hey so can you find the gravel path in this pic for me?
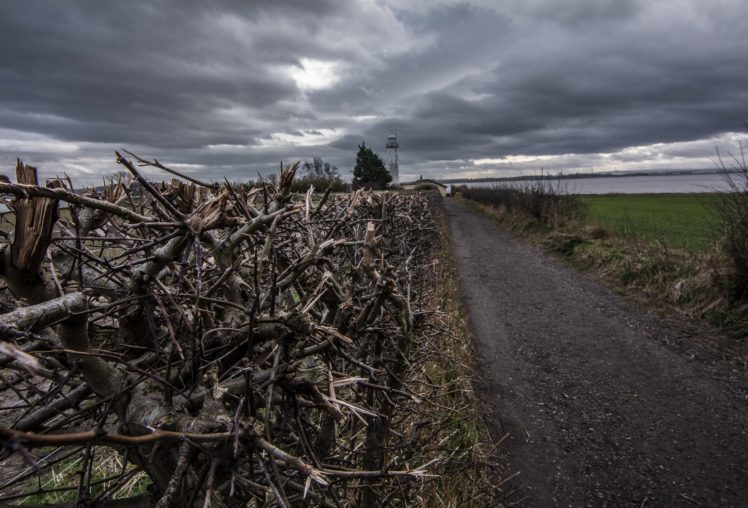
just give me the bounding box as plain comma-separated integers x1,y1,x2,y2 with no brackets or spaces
444,198,748,507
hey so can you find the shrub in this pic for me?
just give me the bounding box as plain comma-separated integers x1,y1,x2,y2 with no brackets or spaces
292,156,349,192
241,157,350,193
462,175,586,225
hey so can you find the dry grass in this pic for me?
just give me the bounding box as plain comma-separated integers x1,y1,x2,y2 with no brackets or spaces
411,259,505,505
13,447,149,505
401,201,512,506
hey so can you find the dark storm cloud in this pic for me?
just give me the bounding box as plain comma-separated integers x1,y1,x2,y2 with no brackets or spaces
0,1,300,149
360,1,748,169
0,0,746,182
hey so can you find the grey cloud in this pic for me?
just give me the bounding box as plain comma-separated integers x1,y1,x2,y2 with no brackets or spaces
515,0,641,28
0,1,303,151
357,1,748,170
0,0,746,182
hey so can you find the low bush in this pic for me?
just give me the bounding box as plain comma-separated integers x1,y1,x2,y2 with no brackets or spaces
462,177,586,225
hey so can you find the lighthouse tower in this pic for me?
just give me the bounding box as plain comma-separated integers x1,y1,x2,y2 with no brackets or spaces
386,131,400,186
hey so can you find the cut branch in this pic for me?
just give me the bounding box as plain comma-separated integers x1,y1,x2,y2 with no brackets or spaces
0,182,154,223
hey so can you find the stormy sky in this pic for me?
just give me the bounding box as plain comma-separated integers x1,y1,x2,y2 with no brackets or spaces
1,0,746,184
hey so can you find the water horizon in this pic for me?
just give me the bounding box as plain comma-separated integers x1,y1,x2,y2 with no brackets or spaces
449,171,741,195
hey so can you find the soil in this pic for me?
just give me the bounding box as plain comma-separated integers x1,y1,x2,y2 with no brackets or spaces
444,198,748,507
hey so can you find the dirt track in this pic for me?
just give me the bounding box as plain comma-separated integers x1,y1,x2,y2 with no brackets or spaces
444,198,748,507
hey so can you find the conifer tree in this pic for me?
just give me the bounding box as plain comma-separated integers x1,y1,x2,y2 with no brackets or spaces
352,142,391,189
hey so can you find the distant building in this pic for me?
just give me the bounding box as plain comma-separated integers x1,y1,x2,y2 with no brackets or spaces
400,176,449,197
386,131,399,186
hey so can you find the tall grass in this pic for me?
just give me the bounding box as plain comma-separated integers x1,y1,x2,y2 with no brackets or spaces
713,145,748,300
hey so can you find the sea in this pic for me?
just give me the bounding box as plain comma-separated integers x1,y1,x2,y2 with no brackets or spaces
450,172,740,195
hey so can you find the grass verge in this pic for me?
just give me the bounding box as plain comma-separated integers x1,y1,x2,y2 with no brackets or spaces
406,198,510,506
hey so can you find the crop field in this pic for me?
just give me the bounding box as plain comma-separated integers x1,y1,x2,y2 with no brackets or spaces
579,194,720,252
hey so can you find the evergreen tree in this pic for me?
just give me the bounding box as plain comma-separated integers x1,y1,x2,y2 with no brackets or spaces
352,142,391,189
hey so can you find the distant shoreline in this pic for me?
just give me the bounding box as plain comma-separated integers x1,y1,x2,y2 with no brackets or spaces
440,168,741,184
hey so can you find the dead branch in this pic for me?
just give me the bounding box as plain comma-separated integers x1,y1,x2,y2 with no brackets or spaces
0,154,486,506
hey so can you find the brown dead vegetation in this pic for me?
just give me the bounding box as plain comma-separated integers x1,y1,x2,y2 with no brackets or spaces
0,155,499,506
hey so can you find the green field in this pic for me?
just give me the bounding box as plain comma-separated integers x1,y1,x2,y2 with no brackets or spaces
579,194,720,252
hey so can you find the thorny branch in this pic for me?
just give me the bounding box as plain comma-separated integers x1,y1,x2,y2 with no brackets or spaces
0,153,488,506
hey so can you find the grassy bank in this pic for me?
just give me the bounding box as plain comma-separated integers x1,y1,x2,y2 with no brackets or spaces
459,186,748,353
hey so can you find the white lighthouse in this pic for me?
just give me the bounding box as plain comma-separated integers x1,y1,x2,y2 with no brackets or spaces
386,131,400,186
